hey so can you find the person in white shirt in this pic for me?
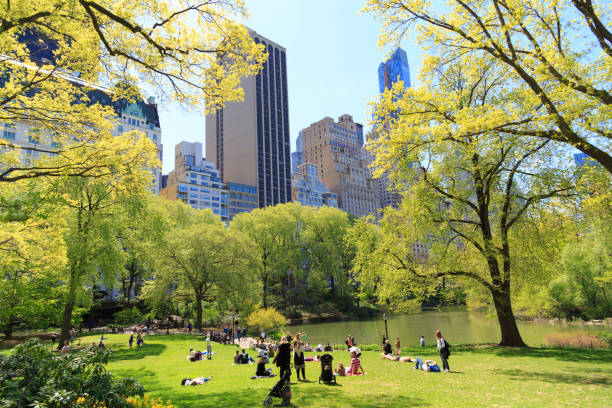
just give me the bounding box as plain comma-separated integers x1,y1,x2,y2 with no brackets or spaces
435,330,450,372
206,335,212,360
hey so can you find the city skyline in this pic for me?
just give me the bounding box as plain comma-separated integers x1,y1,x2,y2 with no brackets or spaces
158,0,422,174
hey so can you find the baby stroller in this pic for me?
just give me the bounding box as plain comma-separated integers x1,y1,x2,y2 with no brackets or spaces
318,353,336,384
263,369,291,407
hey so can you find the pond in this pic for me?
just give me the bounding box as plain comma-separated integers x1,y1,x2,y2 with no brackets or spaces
288,310,611,346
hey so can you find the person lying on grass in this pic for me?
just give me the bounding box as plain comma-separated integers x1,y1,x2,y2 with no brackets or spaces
414,357,441,372
382,354,415,362
181,376,212,385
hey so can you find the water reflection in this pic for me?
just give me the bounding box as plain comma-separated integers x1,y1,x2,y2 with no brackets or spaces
288,310,611,346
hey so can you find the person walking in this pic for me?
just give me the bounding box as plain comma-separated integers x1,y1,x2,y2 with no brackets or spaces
206,334,212,359
435,330,450,372
128,334,134,349
273,336,292,383
70,328,75,343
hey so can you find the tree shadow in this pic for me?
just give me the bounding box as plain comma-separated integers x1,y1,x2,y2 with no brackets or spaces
453,345,612,364
109,343,166,361
492,368,612,386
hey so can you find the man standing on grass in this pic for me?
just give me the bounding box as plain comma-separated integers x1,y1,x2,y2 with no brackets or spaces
206,335,212,360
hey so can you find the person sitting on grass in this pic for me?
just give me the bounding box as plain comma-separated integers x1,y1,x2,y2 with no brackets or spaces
334,362,346,376
256,355,272,377
233,350,241,364
348,351,365,375
382,354,415,362
383,340,393,355
235,348,254,364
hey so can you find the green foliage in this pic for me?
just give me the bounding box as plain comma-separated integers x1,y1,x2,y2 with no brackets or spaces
114,308,144,325
247,307,287,332
0,339,143,408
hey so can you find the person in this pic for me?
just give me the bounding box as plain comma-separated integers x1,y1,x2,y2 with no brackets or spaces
233,350,241,364
61,340,70,354
261,331,266,342
381,334,387,352
316,343,323,352
88,321,93,332
237,328,242,341
286,332,292,344
382,354,415,362
256,355,272,377
70,328,75,343
351,334,356,347
302,332,307,345
383,339,392,355
237,348,254,364
267,346,275,360
187,322,192,334
136,333,143,348
346,334,352,349
334,362,346,376
395,337,401,355
349,351,365,375
128,334,134,349
51,332,57,346
182,376,212,385
100,334,107,341
324,343,333,352
273,336,291,383
414,357,441,372
206,334,212,359
435,330,450,372
349,345,361,358
420,335,425,347
294,342,306,381
98,341,105,349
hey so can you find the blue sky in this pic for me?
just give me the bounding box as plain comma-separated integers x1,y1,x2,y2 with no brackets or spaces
158,0,423,174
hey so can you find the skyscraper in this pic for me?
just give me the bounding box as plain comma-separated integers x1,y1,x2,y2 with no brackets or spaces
300,115,379,218
291,131,304,174
205,29,291,208
373,47,411,212
378,48,411,92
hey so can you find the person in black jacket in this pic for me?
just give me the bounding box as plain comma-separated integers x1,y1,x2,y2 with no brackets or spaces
293,341,306,381
273,336,292,382
383,340,393,355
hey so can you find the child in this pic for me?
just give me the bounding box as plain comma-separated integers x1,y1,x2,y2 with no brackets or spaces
395,337,401,355
128,334,134,349
334,362,346,376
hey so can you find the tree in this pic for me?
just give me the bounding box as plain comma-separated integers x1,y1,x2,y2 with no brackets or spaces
0,0,266,183
302,206,355,310
142,200,258,330
231,203,304,309
56,131,158,348
362,62,575,346
364,0,612,173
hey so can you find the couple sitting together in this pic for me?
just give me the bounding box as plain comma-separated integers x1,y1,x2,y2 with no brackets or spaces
234,349,255,364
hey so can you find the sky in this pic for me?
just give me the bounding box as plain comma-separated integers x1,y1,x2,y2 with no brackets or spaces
157,0,423,174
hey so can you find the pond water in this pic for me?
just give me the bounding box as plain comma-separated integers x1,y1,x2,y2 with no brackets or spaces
288,310,611,346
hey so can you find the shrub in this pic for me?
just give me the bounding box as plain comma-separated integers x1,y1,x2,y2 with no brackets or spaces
545,332,607,349
596,331,612,349
0,339,143,408
247,307,286,332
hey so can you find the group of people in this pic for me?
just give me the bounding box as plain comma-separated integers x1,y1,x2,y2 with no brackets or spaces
380,330,451,372
128,333,144,348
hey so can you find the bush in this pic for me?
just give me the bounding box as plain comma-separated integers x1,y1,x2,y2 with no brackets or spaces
596,331,612,349
114,307,144,325
247,307,286,332
545,332,608,349
0,339,143,408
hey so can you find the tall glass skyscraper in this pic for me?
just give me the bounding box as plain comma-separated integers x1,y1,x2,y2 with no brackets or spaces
378,48,411,92
205,30,291,208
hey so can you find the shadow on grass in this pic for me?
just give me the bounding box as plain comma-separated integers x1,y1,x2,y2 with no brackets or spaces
493,368,612,386
151,387,423,408
452,345,612,364
109,343,166,361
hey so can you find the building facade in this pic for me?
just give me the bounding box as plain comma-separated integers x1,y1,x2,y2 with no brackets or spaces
373,47,412,212
1,89,163,194
205,29,291,208
300,115,379,218
228,182,258,220
292,163,338,208
160,142,229,223
291,131,304,174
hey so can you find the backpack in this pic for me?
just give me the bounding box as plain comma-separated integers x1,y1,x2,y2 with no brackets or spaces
443,340,451,358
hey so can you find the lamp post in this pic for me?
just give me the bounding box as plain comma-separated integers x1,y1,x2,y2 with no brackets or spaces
383,312,388,340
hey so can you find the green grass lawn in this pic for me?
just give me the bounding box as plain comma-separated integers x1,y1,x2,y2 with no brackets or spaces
72,334,612,407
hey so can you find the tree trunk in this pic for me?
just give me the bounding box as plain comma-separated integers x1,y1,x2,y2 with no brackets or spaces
3,319,14,339
58,268,78,349
195,295,203,330
262,274,268,309
491,288,527,347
